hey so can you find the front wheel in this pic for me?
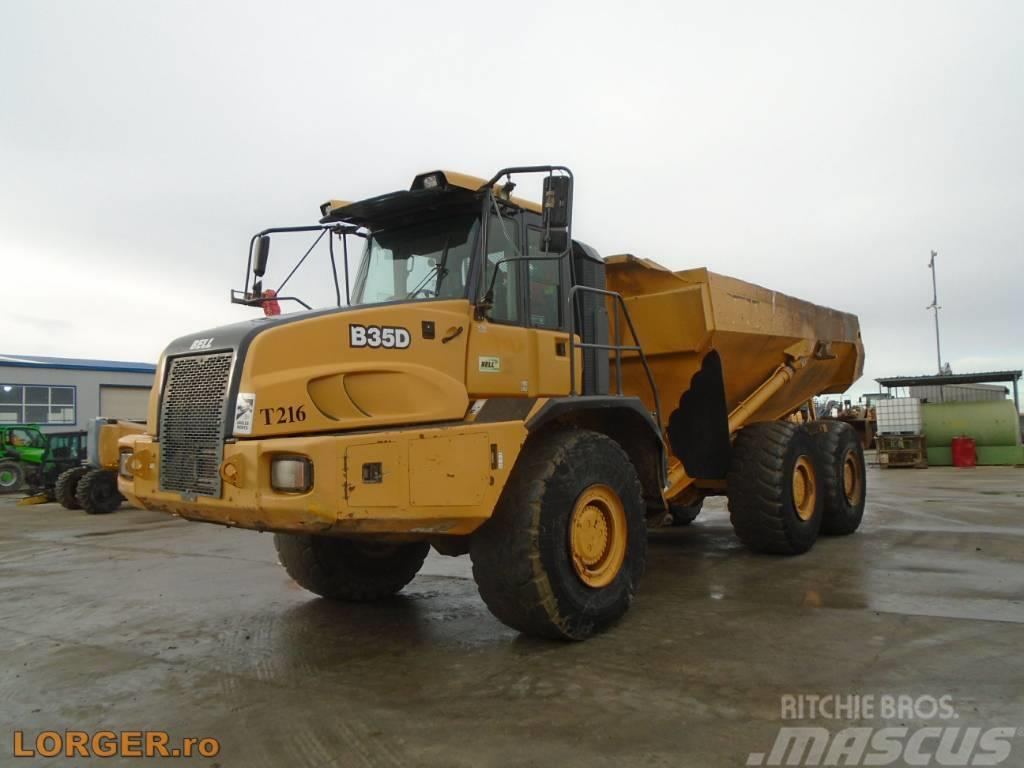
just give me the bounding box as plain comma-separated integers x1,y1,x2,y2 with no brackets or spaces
470,429,647,640
55,466,88,509
274,534,429,601
76,469,123,514
0,461,25,493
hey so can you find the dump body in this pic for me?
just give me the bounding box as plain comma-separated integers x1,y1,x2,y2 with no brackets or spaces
604,255,864,500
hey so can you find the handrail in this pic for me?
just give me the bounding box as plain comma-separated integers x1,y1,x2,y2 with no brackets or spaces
566,284,662,433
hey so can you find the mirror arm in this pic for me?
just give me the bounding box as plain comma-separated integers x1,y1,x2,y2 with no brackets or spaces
230,290,311,310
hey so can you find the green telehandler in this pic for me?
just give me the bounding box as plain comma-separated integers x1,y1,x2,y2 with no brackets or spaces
0,424,87,500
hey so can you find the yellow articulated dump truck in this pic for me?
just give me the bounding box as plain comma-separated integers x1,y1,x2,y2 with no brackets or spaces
118,166,865,640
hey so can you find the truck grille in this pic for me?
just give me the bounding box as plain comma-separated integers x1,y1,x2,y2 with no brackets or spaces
159,352,233,498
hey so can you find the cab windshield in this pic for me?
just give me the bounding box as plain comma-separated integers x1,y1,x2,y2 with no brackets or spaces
350,215,479,306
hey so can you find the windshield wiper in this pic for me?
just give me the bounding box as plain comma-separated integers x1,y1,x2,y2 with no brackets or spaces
406,264,448,299
404,234,453,299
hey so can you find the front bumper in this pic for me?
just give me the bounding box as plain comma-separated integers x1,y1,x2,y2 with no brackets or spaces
118,420,527,537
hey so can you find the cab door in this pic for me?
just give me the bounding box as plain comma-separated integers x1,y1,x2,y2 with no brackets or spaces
523,224,575,394
465,211,575,398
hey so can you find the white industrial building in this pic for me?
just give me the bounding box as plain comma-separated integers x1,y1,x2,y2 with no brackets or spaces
0,354,156,433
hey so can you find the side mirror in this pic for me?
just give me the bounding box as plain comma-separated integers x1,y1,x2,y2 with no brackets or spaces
253,235,271,277
542,175,571,254
542,175,571,229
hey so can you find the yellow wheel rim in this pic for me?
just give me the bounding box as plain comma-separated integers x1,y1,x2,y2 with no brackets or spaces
792,455,817,522
842,450,863,506
569,484,627,589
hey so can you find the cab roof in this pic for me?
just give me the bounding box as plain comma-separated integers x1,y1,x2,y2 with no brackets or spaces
319,170,542,229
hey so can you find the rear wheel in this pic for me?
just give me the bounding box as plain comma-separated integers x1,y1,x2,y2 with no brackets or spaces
0,461,24,493
55,466,88,509
808,421,866,535
76,469,123,514
274,534,429,601
669,499,703,526
727,421,823,555
470,429,647,640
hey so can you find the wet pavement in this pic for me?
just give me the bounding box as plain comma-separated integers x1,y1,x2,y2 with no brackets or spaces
1,464,1022,767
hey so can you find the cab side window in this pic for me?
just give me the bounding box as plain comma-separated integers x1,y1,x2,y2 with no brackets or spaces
484,212,520,323
526,227,562,329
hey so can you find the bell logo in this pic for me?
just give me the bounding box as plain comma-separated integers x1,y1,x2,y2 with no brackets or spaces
478,356,501,373
189,338,214,351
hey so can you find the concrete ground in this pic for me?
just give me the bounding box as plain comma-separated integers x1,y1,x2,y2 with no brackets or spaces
1,465,1022,767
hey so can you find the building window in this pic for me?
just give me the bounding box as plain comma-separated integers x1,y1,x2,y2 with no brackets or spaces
0,384,76,425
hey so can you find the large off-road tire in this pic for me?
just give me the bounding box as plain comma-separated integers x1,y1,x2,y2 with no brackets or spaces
0,461,24,493
669,499,703,526
274,534,429,601
808,420,866,536
727,421,824,555
55,466,88,509
76,469,123,514
470,429,647,641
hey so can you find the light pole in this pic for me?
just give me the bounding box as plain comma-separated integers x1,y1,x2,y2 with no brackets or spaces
927,250,943,374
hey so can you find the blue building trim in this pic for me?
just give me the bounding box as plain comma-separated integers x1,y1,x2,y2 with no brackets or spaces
0,355,156,375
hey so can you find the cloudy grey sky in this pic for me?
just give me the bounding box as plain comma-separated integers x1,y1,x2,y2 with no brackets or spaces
2,1,1021,401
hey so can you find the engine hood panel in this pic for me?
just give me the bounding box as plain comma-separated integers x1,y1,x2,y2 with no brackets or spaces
154,301,473,439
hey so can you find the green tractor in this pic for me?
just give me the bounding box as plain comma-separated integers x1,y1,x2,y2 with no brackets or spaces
0,424,88,498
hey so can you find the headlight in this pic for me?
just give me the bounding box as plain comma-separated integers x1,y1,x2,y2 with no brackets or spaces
270,456,313,493
118,451,134,479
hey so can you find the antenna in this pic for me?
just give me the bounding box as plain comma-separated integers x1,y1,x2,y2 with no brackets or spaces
927,250,944,374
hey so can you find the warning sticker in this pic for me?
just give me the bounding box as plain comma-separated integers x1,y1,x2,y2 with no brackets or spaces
234,393,255,435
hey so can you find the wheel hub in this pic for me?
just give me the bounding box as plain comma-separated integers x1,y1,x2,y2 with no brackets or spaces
792,455,817,521
842,450,863,505
569,484,627,589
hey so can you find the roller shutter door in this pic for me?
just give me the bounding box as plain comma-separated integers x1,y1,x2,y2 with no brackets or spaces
98,386,149,421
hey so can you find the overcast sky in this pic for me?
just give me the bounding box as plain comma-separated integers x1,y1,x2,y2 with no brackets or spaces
2,1,1021,402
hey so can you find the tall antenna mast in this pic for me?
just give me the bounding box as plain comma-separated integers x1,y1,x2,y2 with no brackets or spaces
927,250,943,374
